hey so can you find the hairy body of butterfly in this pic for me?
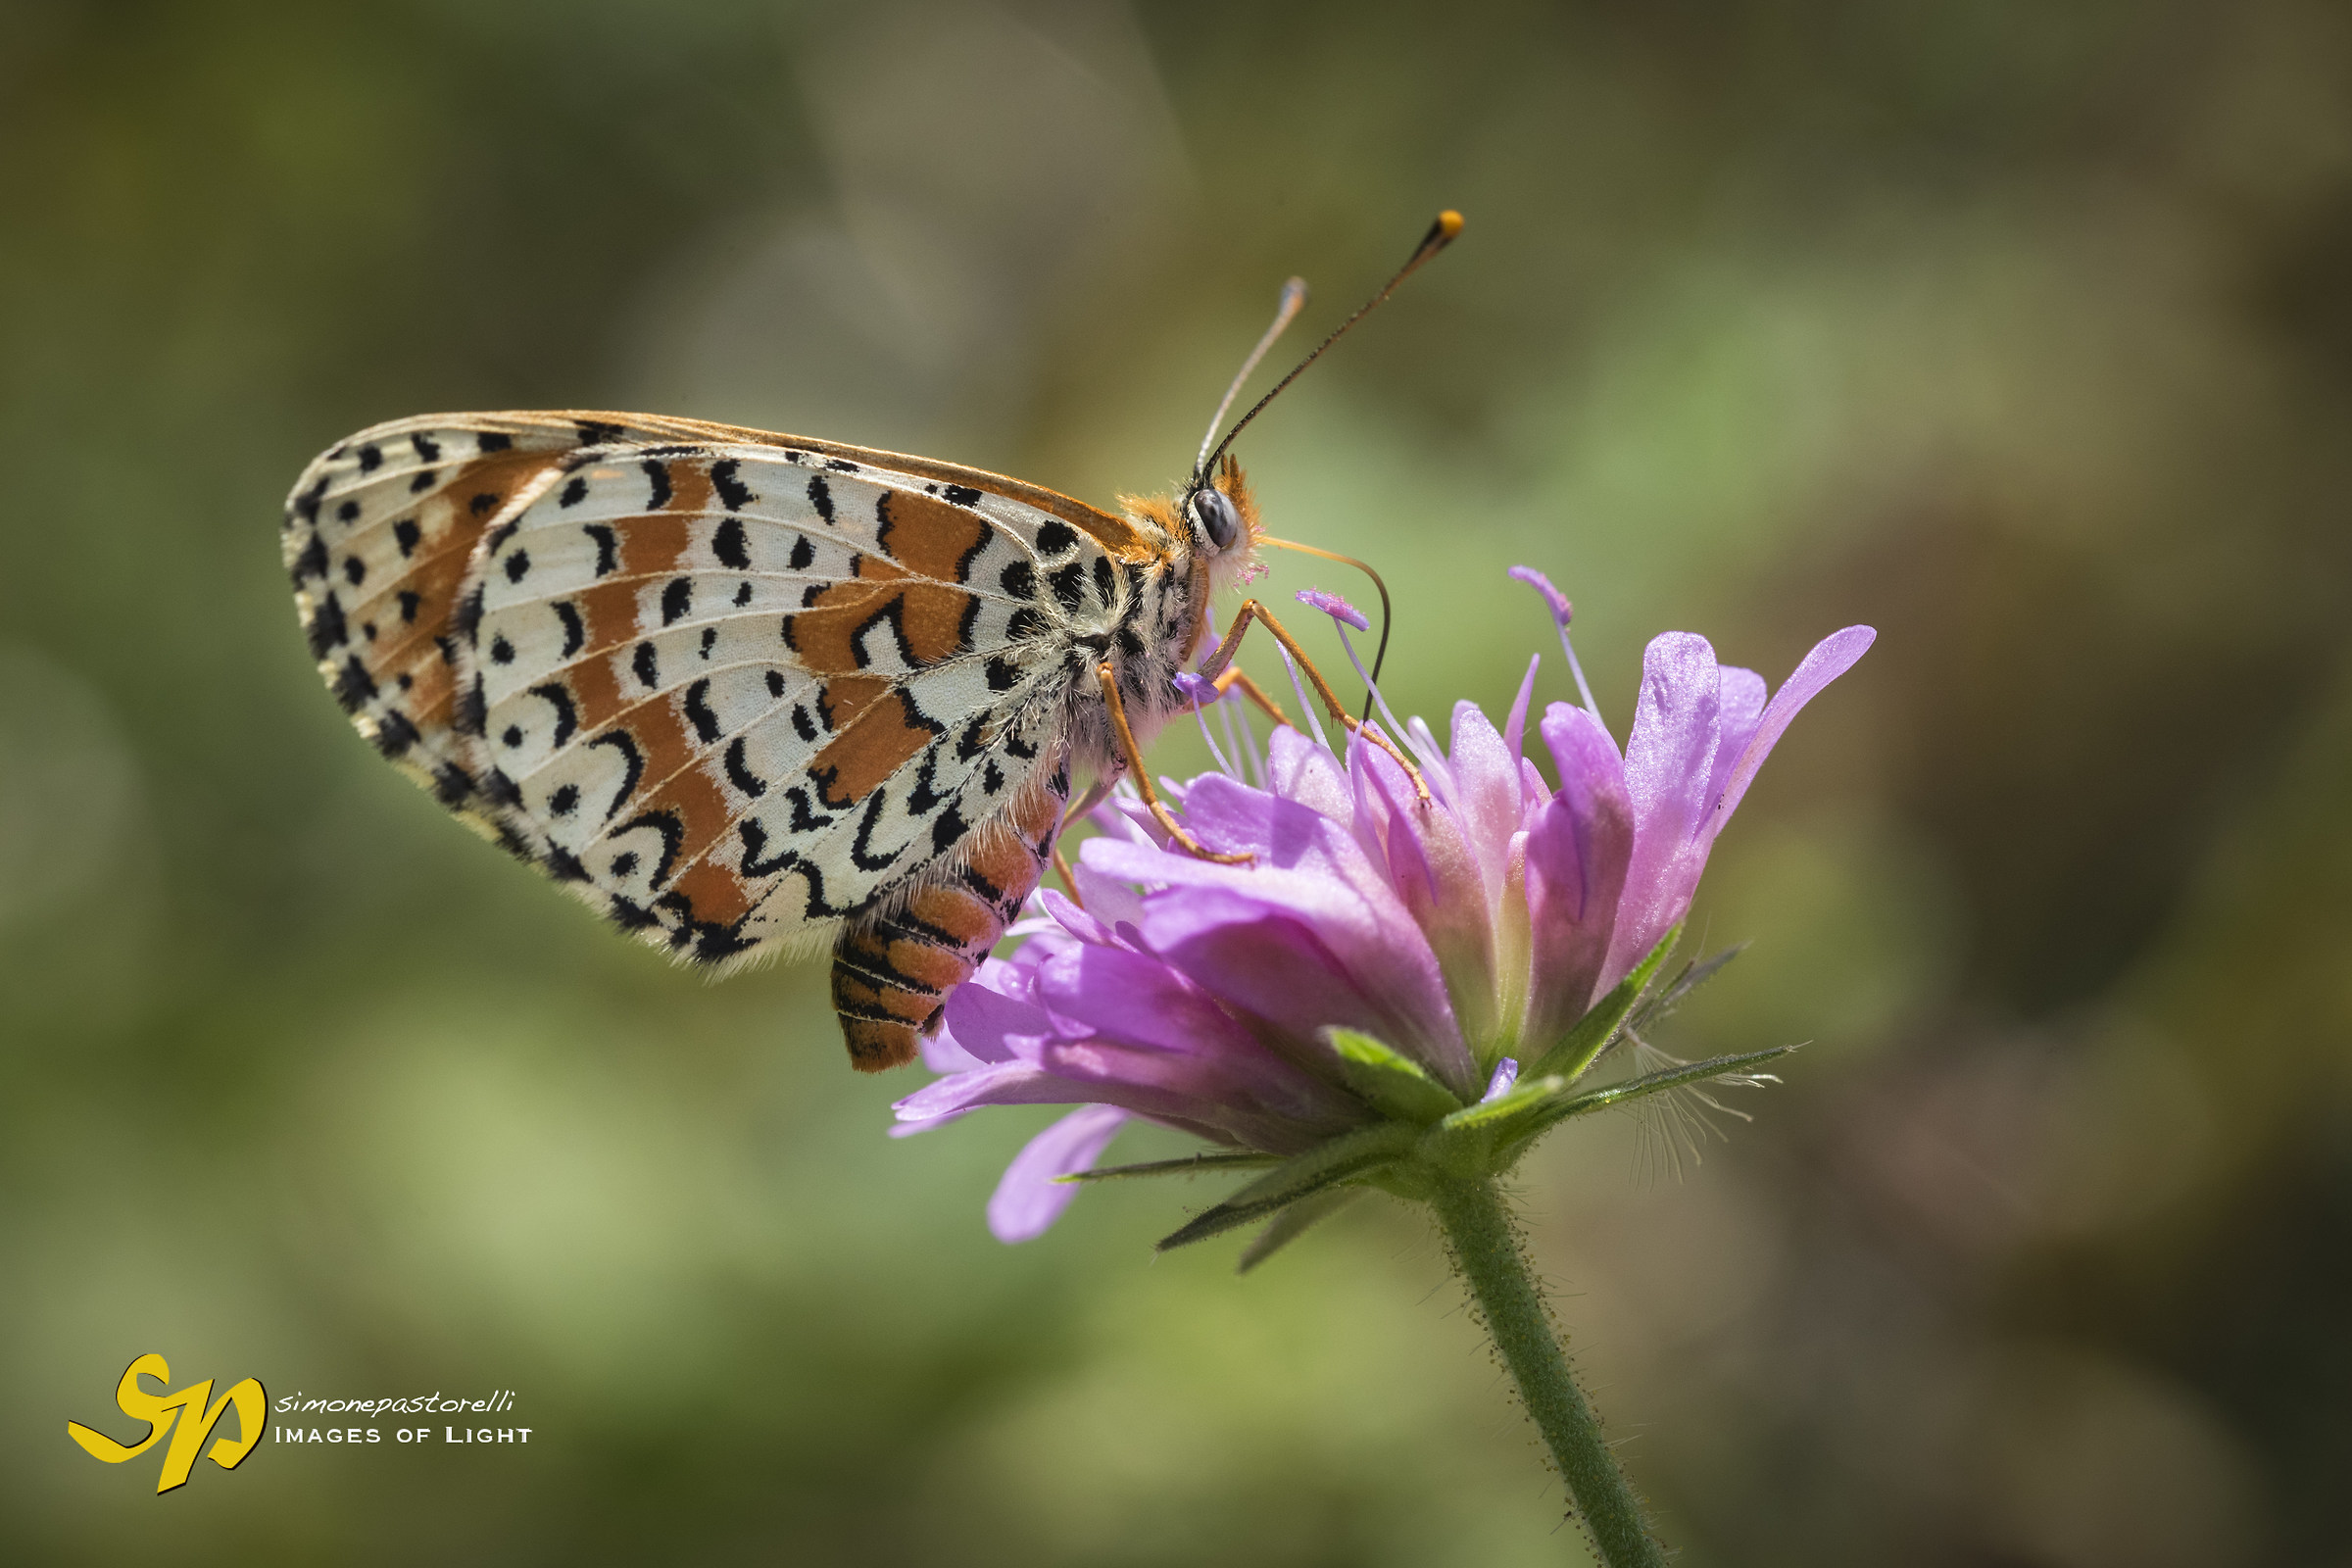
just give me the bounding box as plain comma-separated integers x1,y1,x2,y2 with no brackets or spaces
282,410,1264,1070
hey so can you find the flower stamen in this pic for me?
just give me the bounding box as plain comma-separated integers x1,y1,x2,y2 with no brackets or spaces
1509,564,1603,723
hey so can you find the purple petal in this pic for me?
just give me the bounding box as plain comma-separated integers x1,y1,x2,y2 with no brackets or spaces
1446,699,1525,897
1502,653,1541,765
1597,634,1723,990
1700,626,1876,846
987,1104,1129,1243
1508,564,1574,625
1703,666,1768,822
1264,724,1352,823
1133,885,1472,1095
941,979,1056,1065
1523,703,1634,1041
1297,587,1370,631
1038,886,1116,948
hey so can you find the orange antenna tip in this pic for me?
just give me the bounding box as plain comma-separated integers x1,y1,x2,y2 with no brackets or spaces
1435,210,1465,240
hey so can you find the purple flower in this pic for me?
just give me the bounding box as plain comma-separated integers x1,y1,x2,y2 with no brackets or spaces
896,568,1874,1244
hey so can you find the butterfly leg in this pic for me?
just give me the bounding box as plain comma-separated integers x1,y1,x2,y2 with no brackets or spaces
1095,662,1252,864
1195,602,1431,801
1211,666,1295,728
1050,773,1118,904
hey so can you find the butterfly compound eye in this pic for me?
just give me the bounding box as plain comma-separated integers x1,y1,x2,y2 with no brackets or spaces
1189,487,1241,555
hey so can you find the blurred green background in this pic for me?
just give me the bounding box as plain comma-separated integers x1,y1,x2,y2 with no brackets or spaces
6,1,2350,1563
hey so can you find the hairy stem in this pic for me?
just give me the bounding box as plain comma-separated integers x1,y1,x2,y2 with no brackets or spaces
1429,1176,1666,1568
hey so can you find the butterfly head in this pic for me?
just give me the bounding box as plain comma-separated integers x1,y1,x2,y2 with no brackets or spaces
1179,452,1265,589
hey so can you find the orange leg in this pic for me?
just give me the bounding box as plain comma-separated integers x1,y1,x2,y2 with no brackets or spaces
1097,662,1252,864
1195,601,1430,802
1049,774,1117,905
1212,666,1294,729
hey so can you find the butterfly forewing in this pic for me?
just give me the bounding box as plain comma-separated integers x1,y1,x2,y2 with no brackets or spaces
285,413,1154,1060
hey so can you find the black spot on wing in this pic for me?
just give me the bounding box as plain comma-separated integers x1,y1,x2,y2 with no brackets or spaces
584,524,617,577
711,459,753,511
661,577,691,625
392,517,420,557
807,474,835,524
477,431,513,453
555,601,584,659
633,642,659,689
1000,561,1035,600
373,709,420,760
614,808,687,887
306,589,348,659
432,761,475,806
332,654,376,712
292,531,330,585
683,677,720,744
529,683,578,748
411,432,441,462
1036,520,1077,556
724,737,766,798
643,458,672,511
942,484,982,507
550,782,580,816
1048,563,1087,613
1093,556,1116,608
713,515,750,569
560,475,589,509
589,730,645,820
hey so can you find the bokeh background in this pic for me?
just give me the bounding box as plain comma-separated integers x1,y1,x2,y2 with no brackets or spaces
6,1,2350,1563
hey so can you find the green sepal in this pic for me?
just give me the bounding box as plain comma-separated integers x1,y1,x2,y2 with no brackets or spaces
1236,1188,1362,1274
1056,1151,1281,1185
1323,1026,1464,1124
1522,922,1682,1084
1154,1121,1418,1252
1490,1044,1798,1168
1416,1073,1571,1178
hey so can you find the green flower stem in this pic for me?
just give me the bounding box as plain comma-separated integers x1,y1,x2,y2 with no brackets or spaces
1429,1176,1666,1568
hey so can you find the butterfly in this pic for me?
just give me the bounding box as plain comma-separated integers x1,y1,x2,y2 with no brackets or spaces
281,215,1458,1072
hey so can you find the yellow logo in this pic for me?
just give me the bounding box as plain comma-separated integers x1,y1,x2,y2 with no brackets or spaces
68,1353,266,1494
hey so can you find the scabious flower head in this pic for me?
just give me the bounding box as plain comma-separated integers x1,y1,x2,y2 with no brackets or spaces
895,569,1875,1243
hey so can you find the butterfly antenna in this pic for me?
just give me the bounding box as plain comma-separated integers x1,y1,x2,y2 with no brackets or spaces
1260,535,1395,723
1198,277,1309,477
1196,210,1463,482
